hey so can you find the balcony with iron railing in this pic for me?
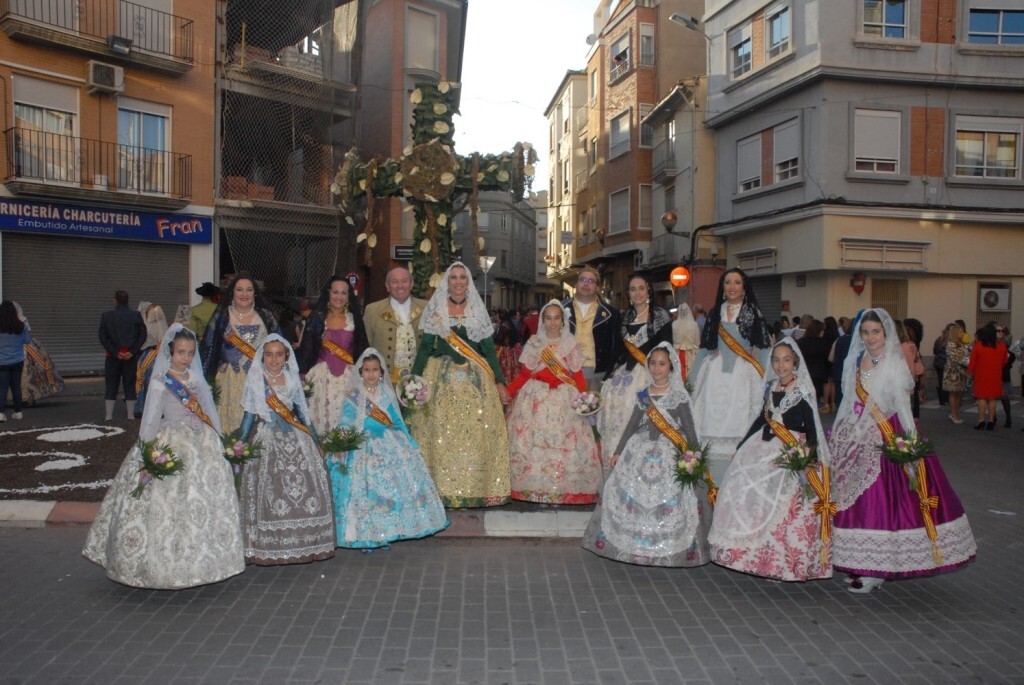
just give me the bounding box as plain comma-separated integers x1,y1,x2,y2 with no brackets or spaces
574,169,589,193
4,127,192,209
648,231,691,267
574,106,588,136
609,54,631,82
652,139,677,183
0,0,194,74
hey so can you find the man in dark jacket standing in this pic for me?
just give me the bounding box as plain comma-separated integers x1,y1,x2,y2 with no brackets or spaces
99,290,147,421
562,265,622,389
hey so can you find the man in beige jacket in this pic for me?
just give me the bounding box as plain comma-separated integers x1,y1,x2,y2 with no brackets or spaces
363,267,428,382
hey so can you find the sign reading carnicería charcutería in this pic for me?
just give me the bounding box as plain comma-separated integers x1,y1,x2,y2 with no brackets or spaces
0,199,212,244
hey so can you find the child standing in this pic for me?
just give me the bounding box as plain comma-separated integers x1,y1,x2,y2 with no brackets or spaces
238,334,336,565
83,324,245,588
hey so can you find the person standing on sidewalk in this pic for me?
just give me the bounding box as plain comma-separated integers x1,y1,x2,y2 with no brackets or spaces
98,290,147,422
561,265,621,392
0,300,31,422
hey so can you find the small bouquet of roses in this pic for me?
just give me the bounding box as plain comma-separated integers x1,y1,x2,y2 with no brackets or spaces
571,390,602,417
773,438,817,500
396,374,430,415
881,430,933,491
321,427,366,474
674,441,711,490
301,379,315,399
221,431,263,490
130,439,184,499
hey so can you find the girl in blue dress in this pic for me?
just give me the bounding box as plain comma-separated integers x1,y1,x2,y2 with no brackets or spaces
328,348,448,552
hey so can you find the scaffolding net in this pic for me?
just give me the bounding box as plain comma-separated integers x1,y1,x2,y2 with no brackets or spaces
217,0,359,299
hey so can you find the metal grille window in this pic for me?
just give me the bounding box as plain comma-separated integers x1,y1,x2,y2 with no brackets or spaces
870,278,908,320
610,32,631,81
864,0,907,38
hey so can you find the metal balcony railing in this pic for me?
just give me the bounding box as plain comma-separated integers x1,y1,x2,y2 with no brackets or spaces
609,55,630,81
652,139,677,180
574,106,588,134
1,0,194,62
5,127,192,198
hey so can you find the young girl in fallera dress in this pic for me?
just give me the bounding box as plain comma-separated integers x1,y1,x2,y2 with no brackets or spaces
582,343,711,568
238,335,335,565
84,325,244,589
328,349,448,552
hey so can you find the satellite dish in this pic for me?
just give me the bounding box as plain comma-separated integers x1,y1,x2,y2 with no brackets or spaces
585,34,597,46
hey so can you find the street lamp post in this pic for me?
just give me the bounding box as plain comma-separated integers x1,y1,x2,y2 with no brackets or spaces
479,255,496,310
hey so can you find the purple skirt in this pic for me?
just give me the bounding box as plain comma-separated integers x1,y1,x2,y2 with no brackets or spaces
832,415,976,579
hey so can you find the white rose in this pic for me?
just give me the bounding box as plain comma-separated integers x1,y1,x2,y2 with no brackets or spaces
437,213,448,226
410,88,422,104
433,103,448,115
367,234,378,248
394,172,403,183
419,238,432,253
434,121,450,134
440,172,455,185
356,232,367,243
524,165,535,176
438,82,450,93
497,170,510,182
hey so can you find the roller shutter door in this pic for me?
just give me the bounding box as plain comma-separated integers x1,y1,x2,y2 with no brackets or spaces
1,233,189,374
750,275,782,323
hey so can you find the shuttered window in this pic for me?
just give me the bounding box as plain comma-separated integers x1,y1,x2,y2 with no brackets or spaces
870,278,908,320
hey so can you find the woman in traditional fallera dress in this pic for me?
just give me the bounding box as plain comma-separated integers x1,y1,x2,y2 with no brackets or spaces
200,274,279,434
506,300,600,504
298,275,368,436
598,275,674,467
238,335,335,565
830,309,976,593
407,261,511,508
329,349,448,551
691,268,772,487
132,301,168,417
709,338,833,582
83,324,245,589
582,342,711,567
12,303,63,405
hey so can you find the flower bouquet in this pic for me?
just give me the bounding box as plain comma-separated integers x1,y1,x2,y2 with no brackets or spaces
321,427,366,474
396,374,430,416
674,442,711,490
572,390,603,442
221,431,263,491
130,439,184,499
880,430,933,491
773,439,817,500
301,379,315,399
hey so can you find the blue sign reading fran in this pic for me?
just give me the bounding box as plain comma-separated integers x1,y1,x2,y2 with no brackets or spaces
0,198,212,244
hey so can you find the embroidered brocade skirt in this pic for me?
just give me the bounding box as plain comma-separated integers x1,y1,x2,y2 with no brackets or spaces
305,361,349,437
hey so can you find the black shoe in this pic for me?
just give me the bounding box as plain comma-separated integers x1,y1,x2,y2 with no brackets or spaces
986,421,995,431
974,422,986,430
1006,421,1013,428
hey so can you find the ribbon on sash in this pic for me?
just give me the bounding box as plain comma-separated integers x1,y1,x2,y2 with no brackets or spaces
25,342,58,389
540,346,576,387
623,339,648,366
163,374,218,432
856,372,942,564
321,336,355,365
366,400,394,428
224,326,257,361
264,382,313,437
445,329,496,382
642,392,718,506
719,324,765,377
135,348,159,393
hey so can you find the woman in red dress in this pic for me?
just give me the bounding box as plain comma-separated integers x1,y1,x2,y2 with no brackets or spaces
967,322,1008,431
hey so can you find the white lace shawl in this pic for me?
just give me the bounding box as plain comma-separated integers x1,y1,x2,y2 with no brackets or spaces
241,333,310,423
519,300,581,371
420,261,493,342
763,336,831,466
648,341,691,411
140,323,221,440
343,347,401,431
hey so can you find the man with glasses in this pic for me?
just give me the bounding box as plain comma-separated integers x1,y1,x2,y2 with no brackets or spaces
562,266,621,389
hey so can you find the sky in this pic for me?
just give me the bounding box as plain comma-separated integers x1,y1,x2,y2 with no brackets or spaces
452,1,598,194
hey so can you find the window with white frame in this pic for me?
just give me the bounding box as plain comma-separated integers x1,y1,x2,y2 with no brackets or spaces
12,76,78,184
499,212,509,230
639,24,655,66
609,187,630,235
610,110,631,159
765,5,791,58
854,109,900,173
967,7,1024,44
639,184,652,228
639,104,653,148
405,6,438,71
610,32,630,80
563,159,570,195
589,136,598,170
729,22,752,78
118,99,171,194
954,115,1021,178
773,119,800,182
737,134,761,192
863,0,907,38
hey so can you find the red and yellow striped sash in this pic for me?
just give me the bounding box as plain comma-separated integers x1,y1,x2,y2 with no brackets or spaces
162,374,218,432
367,401,394,428
764,410,799,448
265,384,312,437
24,342,58,388
321,336,355,365
623,339,647,366
719,324,764,377
855,373,897,446
540,346,576,387
646,401,719,506
225,328,257,360
135,348,159,393
445,330,495,382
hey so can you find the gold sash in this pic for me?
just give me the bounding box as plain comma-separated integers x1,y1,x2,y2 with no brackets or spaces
540,346,576,387
445,330,496,382
719,324,764,377
135,348,158,393
321,336,355,365
646,400,718,506
623,339,647,366
225,328,257,360
265,383,312,437
367,401,394,428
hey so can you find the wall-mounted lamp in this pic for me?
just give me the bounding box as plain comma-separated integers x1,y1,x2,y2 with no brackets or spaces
107,35,133,56
850,272,867,295
669,12,700,32
661,211,678,233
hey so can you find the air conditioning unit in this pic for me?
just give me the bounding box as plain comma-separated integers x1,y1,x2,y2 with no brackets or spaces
87,61,124,95
633,248,649,269
979,286,1010,312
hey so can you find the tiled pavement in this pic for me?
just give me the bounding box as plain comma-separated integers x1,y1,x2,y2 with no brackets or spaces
0,390,1022,683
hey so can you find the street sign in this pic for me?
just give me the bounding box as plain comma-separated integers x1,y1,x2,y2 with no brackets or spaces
670,266,691,287
345,272,360,290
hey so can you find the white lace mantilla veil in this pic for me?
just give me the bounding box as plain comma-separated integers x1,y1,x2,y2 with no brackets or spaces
830,308,915,510
140,301,169,349
648,341,691,412
141,323,221,440
343,347,401,431
519,300,580,370
764,336,831,466
241,333,310,424
420,261,493,342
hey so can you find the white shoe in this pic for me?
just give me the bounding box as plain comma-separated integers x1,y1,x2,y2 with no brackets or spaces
11,412,23,420
848,577,884,593
0,412,6,422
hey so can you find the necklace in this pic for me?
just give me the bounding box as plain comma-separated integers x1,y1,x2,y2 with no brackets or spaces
778,377,795,390
230,304,254,318
329,305,348,316
650,381,671,392
168,367,189,378
870,354,882,365
448,296,467,306
265,368,285,380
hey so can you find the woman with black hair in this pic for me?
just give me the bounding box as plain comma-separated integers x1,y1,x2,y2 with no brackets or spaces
199,273,280,433
0,300,31,422
297,275,368,436
690,268,772,486
598,274,674,466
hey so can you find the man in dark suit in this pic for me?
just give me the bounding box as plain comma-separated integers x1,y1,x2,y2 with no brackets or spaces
98,290,147,421
562,266,622,389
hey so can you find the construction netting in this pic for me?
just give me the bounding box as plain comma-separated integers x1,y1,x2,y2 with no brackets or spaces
216,0,359,298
